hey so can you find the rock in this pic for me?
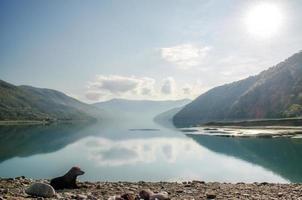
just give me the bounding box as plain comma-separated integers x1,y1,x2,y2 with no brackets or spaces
108,196,125,200
139,189,154,199
87,194,98,200
63,192,74,197
278,192,283,197
25,182,55,198
150,193,170,200
192,180,205,184
206,193,216,199
77,194,88,200
0,188,9,194
259,182,269,186
121,193,135,200
15,176,25,180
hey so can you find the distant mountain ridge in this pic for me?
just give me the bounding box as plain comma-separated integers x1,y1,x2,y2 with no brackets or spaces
174,51,302,127
94,98,191,121
0,80,102,121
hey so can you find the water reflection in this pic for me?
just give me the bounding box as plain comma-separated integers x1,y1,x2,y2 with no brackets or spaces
0,121,95,163
0,121,293,183
187,134,302,183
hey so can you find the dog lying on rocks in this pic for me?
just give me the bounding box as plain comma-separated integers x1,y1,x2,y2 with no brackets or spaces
50,166,85,190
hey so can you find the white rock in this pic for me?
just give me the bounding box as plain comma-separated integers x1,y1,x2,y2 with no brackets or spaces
25,182,56,198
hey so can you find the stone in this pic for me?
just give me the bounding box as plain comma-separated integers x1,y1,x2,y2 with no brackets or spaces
108,196,124,200
87,194,98,200
121,193,135,200
150,193,170,200
63,192,75,197
15,176,25,180
192,180,205,184
25,182,55,198
0,188,9,194
206,193,216,199
139,189,154,199
77,194,88,200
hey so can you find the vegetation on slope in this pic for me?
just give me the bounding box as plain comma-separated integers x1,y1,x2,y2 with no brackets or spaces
174,51,302,127
0,80,101,121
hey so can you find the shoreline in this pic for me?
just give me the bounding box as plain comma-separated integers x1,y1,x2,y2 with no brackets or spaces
0,119,96,126
0,120,51,126
1,177,301,199
204,117,302,127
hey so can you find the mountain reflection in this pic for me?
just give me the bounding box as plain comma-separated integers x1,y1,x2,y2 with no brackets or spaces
0,122,95,163
187,134,302,182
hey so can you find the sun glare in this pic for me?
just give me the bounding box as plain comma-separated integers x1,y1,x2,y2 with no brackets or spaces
245,3,284,38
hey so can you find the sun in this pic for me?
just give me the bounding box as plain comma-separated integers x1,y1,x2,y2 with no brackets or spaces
245,3,284,38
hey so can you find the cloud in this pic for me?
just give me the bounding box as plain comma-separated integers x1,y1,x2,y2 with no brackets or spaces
89,75,150,94
141,88,152,95
86,75,205,102
85,137,201,166
160,44,211,69
161,77,175,95
86,75,156,101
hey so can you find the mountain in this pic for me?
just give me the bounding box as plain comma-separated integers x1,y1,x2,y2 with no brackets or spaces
94,98,190,121
174,51,302,127
0,80,102,121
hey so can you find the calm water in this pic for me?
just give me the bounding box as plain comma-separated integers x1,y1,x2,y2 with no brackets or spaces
0,120,302,183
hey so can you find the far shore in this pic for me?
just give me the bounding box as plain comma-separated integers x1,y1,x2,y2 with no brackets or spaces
204,117,302,127
0,120,51,126
0,119,96,126
0,177,300,199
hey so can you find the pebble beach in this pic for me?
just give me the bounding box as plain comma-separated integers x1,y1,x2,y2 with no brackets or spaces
1,177,302,199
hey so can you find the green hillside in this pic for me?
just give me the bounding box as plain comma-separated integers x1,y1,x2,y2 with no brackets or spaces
174,51,302,127
0,80,102,121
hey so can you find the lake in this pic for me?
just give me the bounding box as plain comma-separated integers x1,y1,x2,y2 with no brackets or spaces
0,119,302,183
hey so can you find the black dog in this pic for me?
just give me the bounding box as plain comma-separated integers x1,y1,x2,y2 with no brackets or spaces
50,166,85,190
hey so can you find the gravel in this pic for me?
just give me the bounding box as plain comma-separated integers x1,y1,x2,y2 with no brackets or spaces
1,177,302,199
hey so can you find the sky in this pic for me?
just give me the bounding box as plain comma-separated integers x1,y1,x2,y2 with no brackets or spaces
1,0,302,103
